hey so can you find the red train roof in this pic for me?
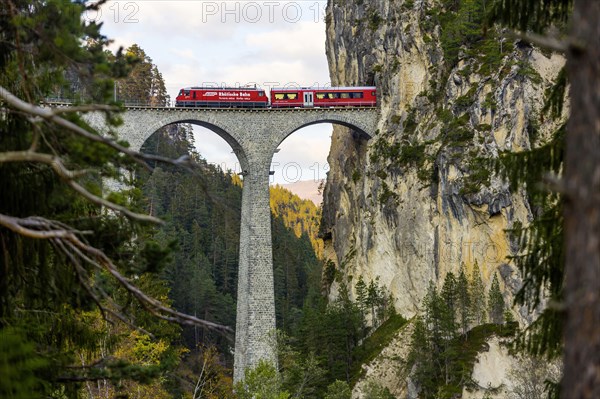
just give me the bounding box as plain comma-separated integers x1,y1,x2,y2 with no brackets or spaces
183,86,263,91
271,86,376,91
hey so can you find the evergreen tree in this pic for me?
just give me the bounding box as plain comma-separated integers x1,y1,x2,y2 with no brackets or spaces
117,44,169,105
469,261,487,325
487,273,505,324
489,1,600,396
355,275,368,315
366,278,382,324
0,2,206,395
234,360,290,399
324,380,352,399
296,284,363,388
407,316,437,397
441,271,458,317
456,264,472,335
354,275,370,334
363,380,395,399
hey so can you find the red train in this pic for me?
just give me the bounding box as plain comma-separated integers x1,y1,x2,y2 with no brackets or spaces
175,86,376,108
175,87,268,108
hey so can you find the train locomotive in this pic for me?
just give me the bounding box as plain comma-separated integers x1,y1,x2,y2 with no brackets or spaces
175,87,268,108
175,86,376,108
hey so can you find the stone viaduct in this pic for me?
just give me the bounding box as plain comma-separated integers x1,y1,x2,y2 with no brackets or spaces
85,106,379,382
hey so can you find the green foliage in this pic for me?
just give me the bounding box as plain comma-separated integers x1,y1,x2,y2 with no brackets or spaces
370,135,429,184
487,0,572,34
542,67,567,118
487,273,505,324
461,156,492,195
140,127,322,354
363,380,395,399
409,317,516,398
516,59,543,84
456,264,472,335
324,380,352,399
350,314,407,384
276,331,327,398
408,272,517,397
496,127,565,359
0,328,48,399
439,0,486,69
469,261,487,325
235,360,290,399
352,169,362,183
367,10,382,31
440,113,474,147
355,276,369,313
323,259,337,288
117,44,169,105
0,1,185,395
290,281,405,395
482,91,497,112
294,282,384,394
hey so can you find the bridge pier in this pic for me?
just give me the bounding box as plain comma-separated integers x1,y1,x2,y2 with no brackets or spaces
233,157,277,383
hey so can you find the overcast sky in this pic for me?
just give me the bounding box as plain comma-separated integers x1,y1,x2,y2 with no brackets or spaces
96,0,332,184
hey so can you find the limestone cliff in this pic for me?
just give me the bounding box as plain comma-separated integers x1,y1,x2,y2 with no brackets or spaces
322,0,565,318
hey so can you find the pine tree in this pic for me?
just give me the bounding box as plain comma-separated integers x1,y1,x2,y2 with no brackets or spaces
469,261,486,325
487,273,505,324
441,271,458,315
489,1,600,396
117,44,169,106
407,316,437,397
456,264,472,335
234,360,290,399
324,380,352,399
366,278,381,325
355,275,368,316
0,2,203,395
440,272,459,340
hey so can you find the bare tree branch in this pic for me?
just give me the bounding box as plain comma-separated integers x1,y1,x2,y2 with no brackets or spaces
0,214,74,239
0,213,234,336
505,30,586,54
0,85,193,170
0,150,163,224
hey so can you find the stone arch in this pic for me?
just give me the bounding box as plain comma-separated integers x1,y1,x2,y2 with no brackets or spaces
271,114,374,168
275,112,375,149
123,112,249,170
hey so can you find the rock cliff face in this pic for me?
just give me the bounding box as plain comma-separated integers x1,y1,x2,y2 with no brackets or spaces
322,0,565,318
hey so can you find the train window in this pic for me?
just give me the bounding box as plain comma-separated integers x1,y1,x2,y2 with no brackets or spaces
259,91,265,96
192,92,196,99
179,89,184,95
274,93,285,100
327,93,338,99
351,92,364,98
184,90,190,96
287,93,298,100
316,93,326,99
340,93,350,98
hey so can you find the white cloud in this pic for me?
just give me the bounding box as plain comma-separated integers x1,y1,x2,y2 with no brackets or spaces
245,21,325,61
96,0,332,180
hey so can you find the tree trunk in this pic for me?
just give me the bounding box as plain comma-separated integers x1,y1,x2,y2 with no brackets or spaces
563,1,600,397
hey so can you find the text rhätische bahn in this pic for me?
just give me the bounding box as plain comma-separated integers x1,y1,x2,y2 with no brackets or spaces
175,86,377,108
